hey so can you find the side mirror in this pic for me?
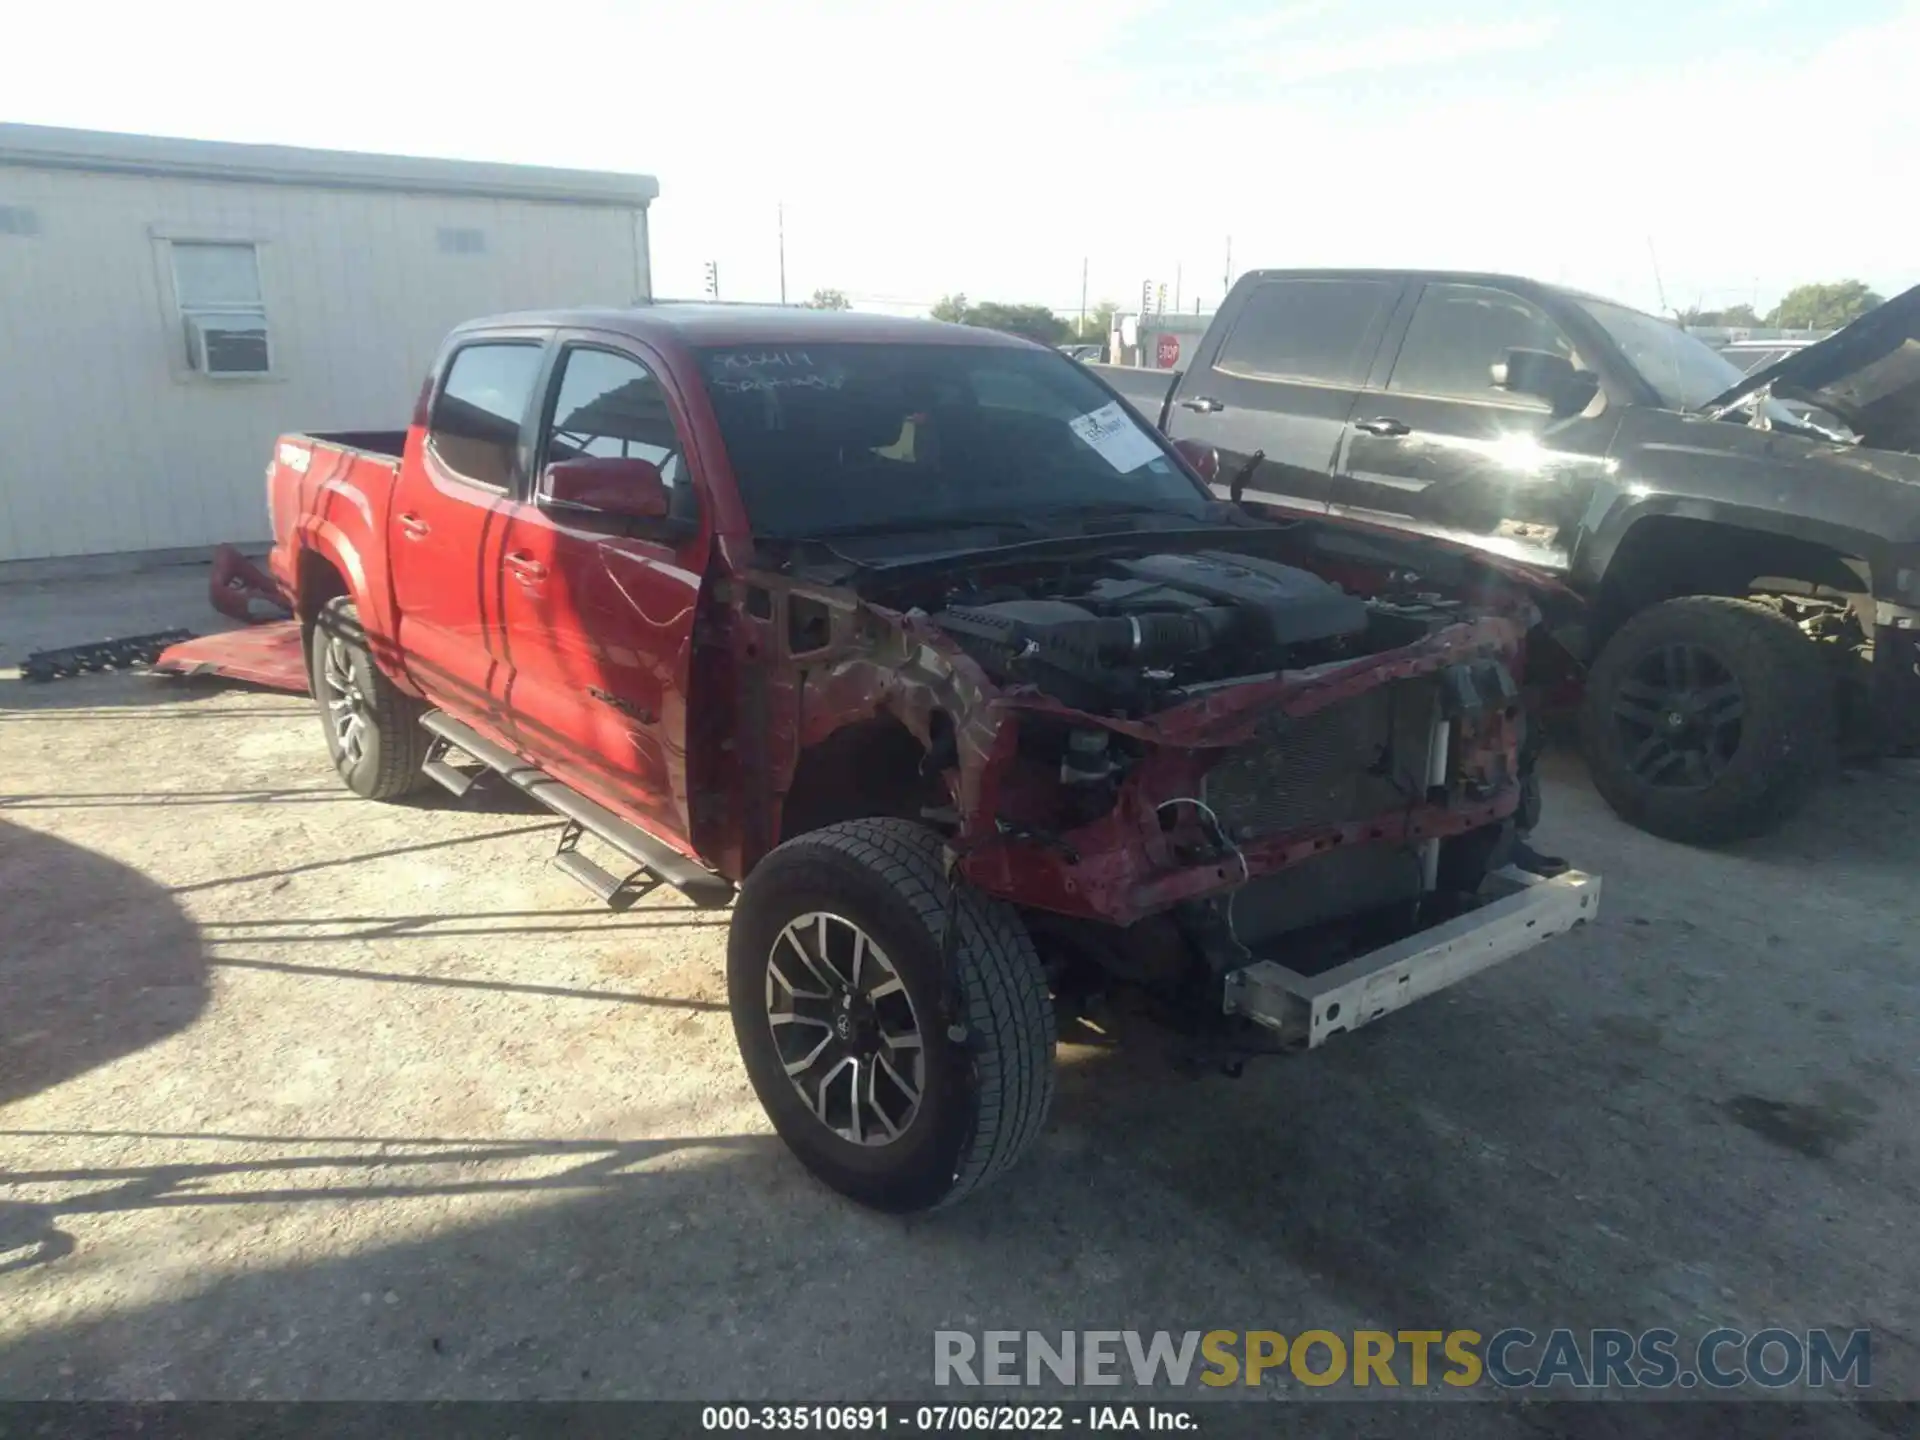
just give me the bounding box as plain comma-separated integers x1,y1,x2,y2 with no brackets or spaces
541,456,670,521
1492,348,1599,417
1172,437,1219,482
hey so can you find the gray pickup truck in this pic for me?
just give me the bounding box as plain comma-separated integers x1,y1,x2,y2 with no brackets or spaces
1099,272,1920,844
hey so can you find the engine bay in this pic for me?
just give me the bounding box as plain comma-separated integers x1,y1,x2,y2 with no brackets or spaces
926,549,1466,713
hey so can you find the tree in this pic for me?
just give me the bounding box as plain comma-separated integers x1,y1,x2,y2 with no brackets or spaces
1678,303,1759,329
928,294,1073,345
1074,300,1119,343
805,288,851,310
956,301,1071,346
1766,281,1883,330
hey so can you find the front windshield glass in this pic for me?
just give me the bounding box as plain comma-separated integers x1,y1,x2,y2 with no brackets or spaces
1577,298,1756,412
697,343,1211,540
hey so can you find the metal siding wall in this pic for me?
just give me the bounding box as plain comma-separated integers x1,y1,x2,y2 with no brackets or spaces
0,167,646,562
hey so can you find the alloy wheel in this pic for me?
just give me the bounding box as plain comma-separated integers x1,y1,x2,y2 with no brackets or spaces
765,912,925,1146
1609,642,1746,790
321,636,370,766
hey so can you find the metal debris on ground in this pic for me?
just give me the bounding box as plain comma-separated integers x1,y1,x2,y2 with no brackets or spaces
208,543,293,624
19,631,196,682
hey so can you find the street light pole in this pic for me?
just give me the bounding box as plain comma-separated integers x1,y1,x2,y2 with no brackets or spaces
778,202,787,305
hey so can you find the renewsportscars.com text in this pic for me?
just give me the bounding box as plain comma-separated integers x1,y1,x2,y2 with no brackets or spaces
934,1328,1871,1391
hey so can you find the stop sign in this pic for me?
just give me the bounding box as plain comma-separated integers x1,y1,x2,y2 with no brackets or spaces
1155,333,1181,368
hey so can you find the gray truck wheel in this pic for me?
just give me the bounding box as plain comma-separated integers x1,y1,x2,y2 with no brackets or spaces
1581,596,1833,844
728,818,1055,1212
309,597,431,801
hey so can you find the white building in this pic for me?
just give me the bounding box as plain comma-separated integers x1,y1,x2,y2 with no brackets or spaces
0,124,658,565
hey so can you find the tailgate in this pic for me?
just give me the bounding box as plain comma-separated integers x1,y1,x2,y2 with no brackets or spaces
152,621,309,693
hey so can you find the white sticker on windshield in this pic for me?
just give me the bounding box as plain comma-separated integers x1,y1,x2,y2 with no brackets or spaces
1069,401,1162,473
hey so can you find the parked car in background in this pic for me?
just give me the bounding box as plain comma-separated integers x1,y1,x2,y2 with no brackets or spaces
1716,337,1819,375
1094,272,1920,844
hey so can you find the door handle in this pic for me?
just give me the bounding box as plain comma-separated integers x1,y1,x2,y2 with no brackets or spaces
1178,395,1225,414
504,551,548,583
1355,416,1412,437
396,512,430,539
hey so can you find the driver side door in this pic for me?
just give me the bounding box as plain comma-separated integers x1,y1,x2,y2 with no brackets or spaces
1333,281,1620,571
494,336,708,843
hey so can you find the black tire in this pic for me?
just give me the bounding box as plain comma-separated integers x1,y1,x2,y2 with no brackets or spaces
728,819,1054,1212
1581,596,1833,844
309,597,430,801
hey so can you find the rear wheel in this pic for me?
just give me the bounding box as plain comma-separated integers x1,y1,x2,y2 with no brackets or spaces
309,597,430,801
1581,596,1833,844
728,819,1054,1211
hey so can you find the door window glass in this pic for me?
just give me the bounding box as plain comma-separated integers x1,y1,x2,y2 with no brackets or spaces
429,343,544,488
1387,284,1578,404
542,348,692,512
1213,279,1398,386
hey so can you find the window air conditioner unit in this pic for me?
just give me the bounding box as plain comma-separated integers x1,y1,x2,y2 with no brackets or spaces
186,312,271,376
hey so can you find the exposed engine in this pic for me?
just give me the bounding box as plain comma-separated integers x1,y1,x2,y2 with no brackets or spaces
931,549,1453,714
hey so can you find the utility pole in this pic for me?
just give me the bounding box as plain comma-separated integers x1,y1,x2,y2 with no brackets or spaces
778,203,787,305
1080,256,1088,339
1224,236,1232,296
704,260,719,300
1174,262,1182,315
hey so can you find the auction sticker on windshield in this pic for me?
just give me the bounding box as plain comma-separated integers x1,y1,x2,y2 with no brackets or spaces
1070,401,1163,473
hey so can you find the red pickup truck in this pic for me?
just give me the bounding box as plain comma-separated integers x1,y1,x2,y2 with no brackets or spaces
265,305,1599,1210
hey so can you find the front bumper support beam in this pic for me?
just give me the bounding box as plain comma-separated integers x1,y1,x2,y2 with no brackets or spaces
1221,867,1601,1049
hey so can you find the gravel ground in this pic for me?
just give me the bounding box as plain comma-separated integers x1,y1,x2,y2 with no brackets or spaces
2,565,1917,1432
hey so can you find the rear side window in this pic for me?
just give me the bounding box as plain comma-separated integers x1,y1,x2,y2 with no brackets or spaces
1213,279,1398,386
1386,284,1578,403
429,342,544,488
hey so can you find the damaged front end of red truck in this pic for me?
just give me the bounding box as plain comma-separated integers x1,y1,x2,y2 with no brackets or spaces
729,510,1597,1070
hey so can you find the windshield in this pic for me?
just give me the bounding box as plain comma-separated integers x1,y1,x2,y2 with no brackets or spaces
697,343,1212,541
1577,299,1849,434
1576,298,1751,412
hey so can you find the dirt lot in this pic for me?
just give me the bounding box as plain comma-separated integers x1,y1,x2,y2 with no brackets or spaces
3,562,1918,1427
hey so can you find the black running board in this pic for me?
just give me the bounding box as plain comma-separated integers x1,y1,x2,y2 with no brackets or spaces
419,711,735,910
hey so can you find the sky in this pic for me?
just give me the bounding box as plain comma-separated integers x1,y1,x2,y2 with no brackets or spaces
5,0,1917,319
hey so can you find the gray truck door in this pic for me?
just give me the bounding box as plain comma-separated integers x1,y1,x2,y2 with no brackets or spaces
1166,276,1402,513
1333,280,1618,571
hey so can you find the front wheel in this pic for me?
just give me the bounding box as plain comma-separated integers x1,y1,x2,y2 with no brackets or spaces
728,819,1055,1212
1581,596,1833,844
309,597,430,801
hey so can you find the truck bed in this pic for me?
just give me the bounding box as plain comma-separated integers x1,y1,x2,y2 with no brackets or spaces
303,430,408,460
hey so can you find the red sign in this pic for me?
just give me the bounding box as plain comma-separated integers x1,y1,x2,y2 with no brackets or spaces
1155,333,1181,369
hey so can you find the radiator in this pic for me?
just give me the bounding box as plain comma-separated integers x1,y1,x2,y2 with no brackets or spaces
1202,678,1439,844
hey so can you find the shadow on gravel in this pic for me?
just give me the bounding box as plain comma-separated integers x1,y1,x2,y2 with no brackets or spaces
0,669,285,716
0,1000,1904,1433
0,821,208,1111
0,821,211,1274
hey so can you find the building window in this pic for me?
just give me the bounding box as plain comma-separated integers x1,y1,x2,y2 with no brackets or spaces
171,241,270,376
0,205,39,237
